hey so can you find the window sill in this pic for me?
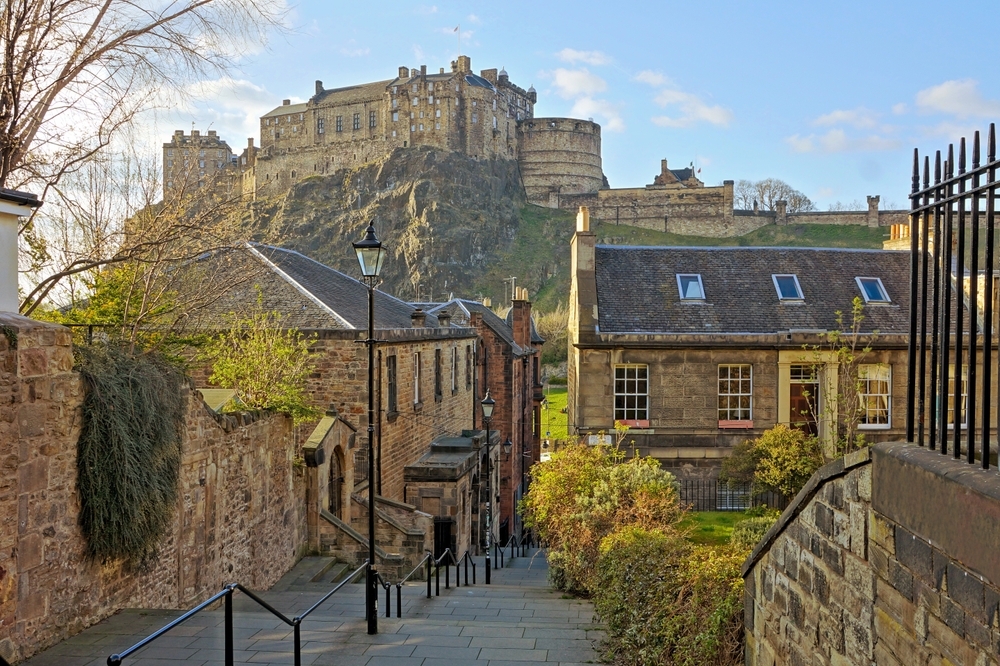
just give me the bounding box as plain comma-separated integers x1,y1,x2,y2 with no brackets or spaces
434,394,443,403
413,402,423,413
616,419,649,428
386,410,399,423
719,420,754,429
858,424,890,430
452,388,459,396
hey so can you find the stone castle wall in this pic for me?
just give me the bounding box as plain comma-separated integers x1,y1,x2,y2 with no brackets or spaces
744,443,1000,666
0,314,305,664
518,118,603,206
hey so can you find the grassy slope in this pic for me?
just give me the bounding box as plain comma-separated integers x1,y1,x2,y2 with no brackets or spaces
681,511,745,546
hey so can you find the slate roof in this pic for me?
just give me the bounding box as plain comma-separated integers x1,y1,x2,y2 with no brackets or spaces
311,79,393,106
0,188,41,207
595,246,912,335
251,245,438,329
421,299,542,354
504,308,546,344
261,102,309,118
670,168,694,182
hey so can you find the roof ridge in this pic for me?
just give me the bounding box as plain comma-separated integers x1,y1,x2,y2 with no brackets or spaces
247,245,355,329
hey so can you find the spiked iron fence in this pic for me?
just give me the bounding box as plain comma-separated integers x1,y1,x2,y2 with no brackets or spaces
906,123,1000,466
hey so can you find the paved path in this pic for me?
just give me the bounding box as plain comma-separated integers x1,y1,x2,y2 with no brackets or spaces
22,549,603,666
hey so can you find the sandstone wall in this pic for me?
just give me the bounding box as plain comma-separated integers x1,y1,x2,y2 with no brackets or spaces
517,118,603,206
0,314,305,663
744,443,1000,665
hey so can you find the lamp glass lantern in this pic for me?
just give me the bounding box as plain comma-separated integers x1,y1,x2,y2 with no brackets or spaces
502,438,512,455
353,223,385,278
481,391,495,420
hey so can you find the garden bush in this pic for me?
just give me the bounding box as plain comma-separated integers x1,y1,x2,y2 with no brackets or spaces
593,526,745,666
730,515,780,550
521,441,682,594
720,424,823,499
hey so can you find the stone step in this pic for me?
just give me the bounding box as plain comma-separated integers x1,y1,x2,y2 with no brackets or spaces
269,556,338,592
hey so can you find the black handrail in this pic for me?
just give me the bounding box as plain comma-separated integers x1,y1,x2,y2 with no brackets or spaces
108,561,368,666
454,550,477,587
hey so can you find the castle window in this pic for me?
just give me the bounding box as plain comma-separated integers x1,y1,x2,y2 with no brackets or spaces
353,113,360,130
199,150,205,157
436,109,440,118
167,149,173,156
455,84,459,92
412,84,418,93
419,111,423,118
167,160,173,167
472,100,477,107
167,181,172,187
429,95,434,104
411,125,415,132
419,123,424,130
336,116,343,132
392,112,398,122
199,160,205,168
392,86,397,94
472,113,477,123
369,111,376,128
493,99,496,110
393,98,398,108
392,130,396,137
292,126,297,132
412,97,419,106
299,113,303,121
265,119,270,125
217,150,222,157
318,118,324,134
435,122,440,130
428,82,433,91
184,159,188,166
493,116,497,129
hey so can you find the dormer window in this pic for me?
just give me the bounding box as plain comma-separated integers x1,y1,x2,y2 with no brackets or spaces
676,274,705,300
773,274,803,301
856,277,890,304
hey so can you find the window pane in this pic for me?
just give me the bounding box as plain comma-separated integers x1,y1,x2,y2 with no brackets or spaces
679,275,703,299
775,275,800,299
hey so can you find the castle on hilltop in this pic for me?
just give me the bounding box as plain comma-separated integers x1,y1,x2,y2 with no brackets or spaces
162,56,906,238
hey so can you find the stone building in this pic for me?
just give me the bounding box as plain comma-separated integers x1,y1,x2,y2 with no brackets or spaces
419,295,544,545
162,129,236,199
190,244,490,567
566,207,952,480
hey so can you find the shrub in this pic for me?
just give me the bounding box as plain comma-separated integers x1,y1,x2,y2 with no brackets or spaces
594,527,745,666
720,424,823,500
730,515,780,550
753,424,823,498
521,441,682,594
76,345,185,568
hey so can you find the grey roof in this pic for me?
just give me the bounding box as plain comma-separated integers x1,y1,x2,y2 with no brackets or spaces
595,246,912,335
0,188,41,207
252,245,438,329
421,299,539,353
262,102,309,118
670,168,695,182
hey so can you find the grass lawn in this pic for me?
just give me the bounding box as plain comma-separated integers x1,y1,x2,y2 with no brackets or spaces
681,511,745,546
541,386,568,440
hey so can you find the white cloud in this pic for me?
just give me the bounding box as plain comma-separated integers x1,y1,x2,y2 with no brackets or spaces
916,79,1000,119
652,89,733,128
417,5,438,14
634,70,671,87
813,107,879,129
892,103,908,115
550,68,607,99
816,187,835,199
570,97,625,132
340,39,369,58
467,13,482,24
786,129,901,153
556,48,611,66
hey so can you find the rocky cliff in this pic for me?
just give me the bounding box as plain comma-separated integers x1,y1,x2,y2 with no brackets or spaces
260,146,533,303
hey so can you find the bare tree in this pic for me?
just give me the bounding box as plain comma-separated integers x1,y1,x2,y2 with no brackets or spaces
3,0,285,314
734,178,816,213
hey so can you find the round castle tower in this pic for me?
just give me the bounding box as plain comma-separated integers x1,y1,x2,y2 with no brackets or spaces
516,118,603,207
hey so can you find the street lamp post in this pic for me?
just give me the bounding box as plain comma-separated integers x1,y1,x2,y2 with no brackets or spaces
353,222,385,635
481,391,495,584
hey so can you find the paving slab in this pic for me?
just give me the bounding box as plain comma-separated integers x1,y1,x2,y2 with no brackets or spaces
22,549,602,665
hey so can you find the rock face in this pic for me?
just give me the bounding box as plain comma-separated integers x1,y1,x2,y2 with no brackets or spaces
265,146,526,301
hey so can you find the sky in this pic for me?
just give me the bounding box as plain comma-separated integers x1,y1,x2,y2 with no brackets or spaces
157,0,1000,211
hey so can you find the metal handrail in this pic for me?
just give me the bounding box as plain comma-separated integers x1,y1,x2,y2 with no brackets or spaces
108,561,368,666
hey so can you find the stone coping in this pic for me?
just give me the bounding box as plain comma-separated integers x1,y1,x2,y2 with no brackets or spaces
741,446,872,577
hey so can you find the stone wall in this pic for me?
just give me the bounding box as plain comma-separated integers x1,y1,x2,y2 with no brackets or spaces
0,314,305,663
517,118,603,206
744,442,1000,665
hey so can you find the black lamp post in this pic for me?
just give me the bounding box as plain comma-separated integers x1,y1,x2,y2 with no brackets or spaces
481,390,495,584
354,222,385,635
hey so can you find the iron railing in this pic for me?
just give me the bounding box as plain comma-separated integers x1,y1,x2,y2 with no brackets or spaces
906,124,1000,468
677,479,787,512
107,562,367,666
494,531,534,568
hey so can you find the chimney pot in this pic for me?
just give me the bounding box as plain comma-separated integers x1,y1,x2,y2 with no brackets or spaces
482,297,491,308
576,206,590,232
282,99,290,106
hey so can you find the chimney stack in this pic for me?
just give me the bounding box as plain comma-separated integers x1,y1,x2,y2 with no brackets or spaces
576,206,590,233
411,308,427,328
399,66,409,78
482,297,491,308
438,311,451,327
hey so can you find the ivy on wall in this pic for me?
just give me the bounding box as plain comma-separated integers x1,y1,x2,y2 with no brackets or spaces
76,346,185,568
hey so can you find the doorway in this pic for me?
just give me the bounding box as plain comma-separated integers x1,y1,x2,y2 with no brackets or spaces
789,365,819,436
433,518,454,559
328,448,343,517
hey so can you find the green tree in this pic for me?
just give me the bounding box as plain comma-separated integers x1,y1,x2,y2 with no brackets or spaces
200,299,319,423
721,424,823,499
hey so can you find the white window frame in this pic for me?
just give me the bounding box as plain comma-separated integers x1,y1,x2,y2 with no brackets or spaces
856,277,891,304
613,364,648,424
772,274,804,301
718,364,753,423
413,352,422,404
676,273,705,301
858,364,891,429
947,364,968,429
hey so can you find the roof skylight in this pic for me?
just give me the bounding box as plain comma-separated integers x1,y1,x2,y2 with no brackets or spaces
677,274,705,300
856,277,891,304
772,274,804,301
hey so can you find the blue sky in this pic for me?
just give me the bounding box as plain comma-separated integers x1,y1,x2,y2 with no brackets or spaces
164,0,1000,211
